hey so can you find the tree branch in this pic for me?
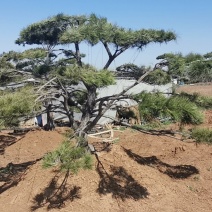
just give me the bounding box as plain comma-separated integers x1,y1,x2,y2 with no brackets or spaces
36,77,57,93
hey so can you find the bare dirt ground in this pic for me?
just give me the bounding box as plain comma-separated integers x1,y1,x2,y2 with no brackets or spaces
176,83,212,97
0,84,212,212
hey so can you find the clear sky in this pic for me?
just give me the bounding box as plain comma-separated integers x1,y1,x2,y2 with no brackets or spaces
1,0,212,69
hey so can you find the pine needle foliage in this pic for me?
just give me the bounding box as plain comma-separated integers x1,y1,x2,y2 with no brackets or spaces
0,87,39,127
165,96,203,126
63,65,115,87
134,92,167,122
20,48,46,60
144,69,171,85
42,141,93,174
177,92,212,109
135,92,203,126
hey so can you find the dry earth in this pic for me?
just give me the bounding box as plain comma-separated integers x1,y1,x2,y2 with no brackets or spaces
176,83,212,97
0,84,212,212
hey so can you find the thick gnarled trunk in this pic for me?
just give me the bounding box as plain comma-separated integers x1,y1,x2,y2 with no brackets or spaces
76,85,97,147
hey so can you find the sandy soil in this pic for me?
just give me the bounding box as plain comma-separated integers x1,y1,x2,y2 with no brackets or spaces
0,85,212,212
176,83,212,97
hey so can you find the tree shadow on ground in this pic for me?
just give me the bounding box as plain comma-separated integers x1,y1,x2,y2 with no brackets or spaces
0,158,41,194
8,127,38,136
123,148,199,179
31,171,81,211
95,155,149,201
0,135,17,155
91,141,112,153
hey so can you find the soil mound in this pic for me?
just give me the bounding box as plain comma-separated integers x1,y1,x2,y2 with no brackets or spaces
0,125,212,212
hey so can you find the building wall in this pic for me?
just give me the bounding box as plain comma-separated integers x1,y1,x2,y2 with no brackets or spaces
96,80,173,124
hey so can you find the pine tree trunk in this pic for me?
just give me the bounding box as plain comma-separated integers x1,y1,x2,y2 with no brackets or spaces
76,85,97,147
46,104,55,131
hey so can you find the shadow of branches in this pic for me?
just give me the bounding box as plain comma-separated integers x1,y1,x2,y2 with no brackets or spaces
9,127,37,136
95,155,149,201
0,159,41,194
123,148,199,179
91,141,112,153
31,171,81,211
0,135,17,155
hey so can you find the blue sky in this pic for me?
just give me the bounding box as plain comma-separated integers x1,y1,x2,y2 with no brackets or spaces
1,0,212,69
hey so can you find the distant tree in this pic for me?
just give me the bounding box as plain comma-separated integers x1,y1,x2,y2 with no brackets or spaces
187,59,212,83
204,52,212,59
184,53,203,64
156,52,212,83
116,63,171,85
156,53,186,77
115,63,148,80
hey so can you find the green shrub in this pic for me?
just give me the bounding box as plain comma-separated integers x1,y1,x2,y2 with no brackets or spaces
0,86,40,128
42,140,93,173
135,91,203,127
178,92,212,109
191,128,212,144
165,96,204,126
135,91,167,122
